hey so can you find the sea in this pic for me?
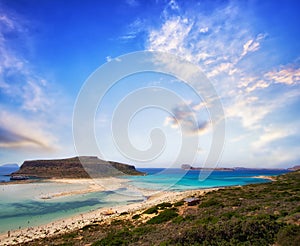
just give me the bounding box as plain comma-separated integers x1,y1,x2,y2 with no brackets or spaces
0,168,289,234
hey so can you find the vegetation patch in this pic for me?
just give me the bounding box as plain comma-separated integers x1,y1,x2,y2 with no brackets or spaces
156,202,172,209
143,206,158,214
132,214,141,219
198,198,224,208
173,200,184,207
147,208,178,224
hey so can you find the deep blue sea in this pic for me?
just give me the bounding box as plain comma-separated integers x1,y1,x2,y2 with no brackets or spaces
0,168,290,233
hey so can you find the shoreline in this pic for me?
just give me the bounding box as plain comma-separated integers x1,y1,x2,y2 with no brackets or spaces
0,187,217,245
0,174,279,245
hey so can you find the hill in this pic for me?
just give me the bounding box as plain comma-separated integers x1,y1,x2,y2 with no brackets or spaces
19,170,300,245
0,164,19,175
11,156,144,179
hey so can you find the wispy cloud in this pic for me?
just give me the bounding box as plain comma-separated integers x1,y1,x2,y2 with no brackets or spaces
0,109,57,150
265,65,300,86
147,16,193,60
0,12,52,113
125,0,139,7
144,0,300,166
0,127,49,149
120,17,146,41
251,126,292,150
241,34,265,58
146,1,300,128
0,9,69,155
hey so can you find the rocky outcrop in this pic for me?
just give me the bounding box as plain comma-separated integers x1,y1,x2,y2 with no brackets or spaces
11,156,145,179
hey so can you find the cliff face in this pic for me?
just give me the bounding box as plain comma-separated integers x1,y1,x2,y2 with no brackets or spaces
11,156,145,179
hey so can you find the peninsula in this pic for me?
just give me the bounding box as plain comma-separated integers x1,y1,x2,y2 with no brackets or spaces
11,156,145,179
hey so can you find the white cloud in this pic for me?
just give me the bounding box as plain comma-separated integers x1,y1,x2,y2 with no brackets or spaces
226,96,271,129
247,123,300,167
207,62,234,77
148,16,193,59
163,116,178,129
265,66,300,85
168,0,179,11
252,126,292,150
199,27,209,33
241,39,260,57
245,79,270,93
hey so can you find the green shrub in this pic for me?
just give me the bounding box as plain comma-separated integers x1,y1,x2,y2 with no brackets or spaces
172,215,185,224
132,226,154,236
143,206,158,214
199,198,224,208
156,202,172,209
132,214,141,219
173,200,184,207
147,208,178,224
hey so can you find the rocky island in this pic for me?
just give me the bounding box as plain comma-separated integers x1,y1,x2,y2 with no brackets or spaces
11,156,145,179
181,164,234,171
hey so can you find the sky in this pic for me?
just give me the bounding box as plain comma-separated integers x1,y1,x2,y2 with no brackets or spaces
0,0,299,168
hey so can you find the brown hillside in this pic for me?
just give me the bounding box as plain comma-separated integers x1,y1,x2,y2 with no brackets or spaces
11,156,144,179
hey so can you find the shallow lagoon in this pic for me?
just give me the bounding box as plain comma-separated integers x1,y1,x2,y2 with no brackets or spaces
0,182,144,233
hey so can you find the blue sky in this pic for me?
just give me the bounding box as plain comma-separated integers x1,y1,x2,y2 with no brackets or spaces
0,0,299,168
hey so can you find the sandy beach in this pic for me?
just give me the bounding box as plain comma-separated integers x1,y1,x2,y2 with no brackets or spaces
251,175,277,181
0,185,216,245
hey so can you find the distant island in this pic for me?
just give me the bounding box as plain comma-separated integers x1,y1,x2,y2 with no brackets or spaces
181,164,234,171
181,164,298,171
0,163,19,174
11,156,145,179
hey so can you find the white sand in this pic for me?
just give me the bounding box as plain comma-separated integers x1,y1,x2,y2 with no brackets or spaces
39,178,129,199
0,185,217,245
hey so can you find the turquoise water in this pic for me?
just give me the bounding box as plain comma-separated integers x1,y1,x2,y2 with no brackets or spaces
0,168,289,233
128,168,289,191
